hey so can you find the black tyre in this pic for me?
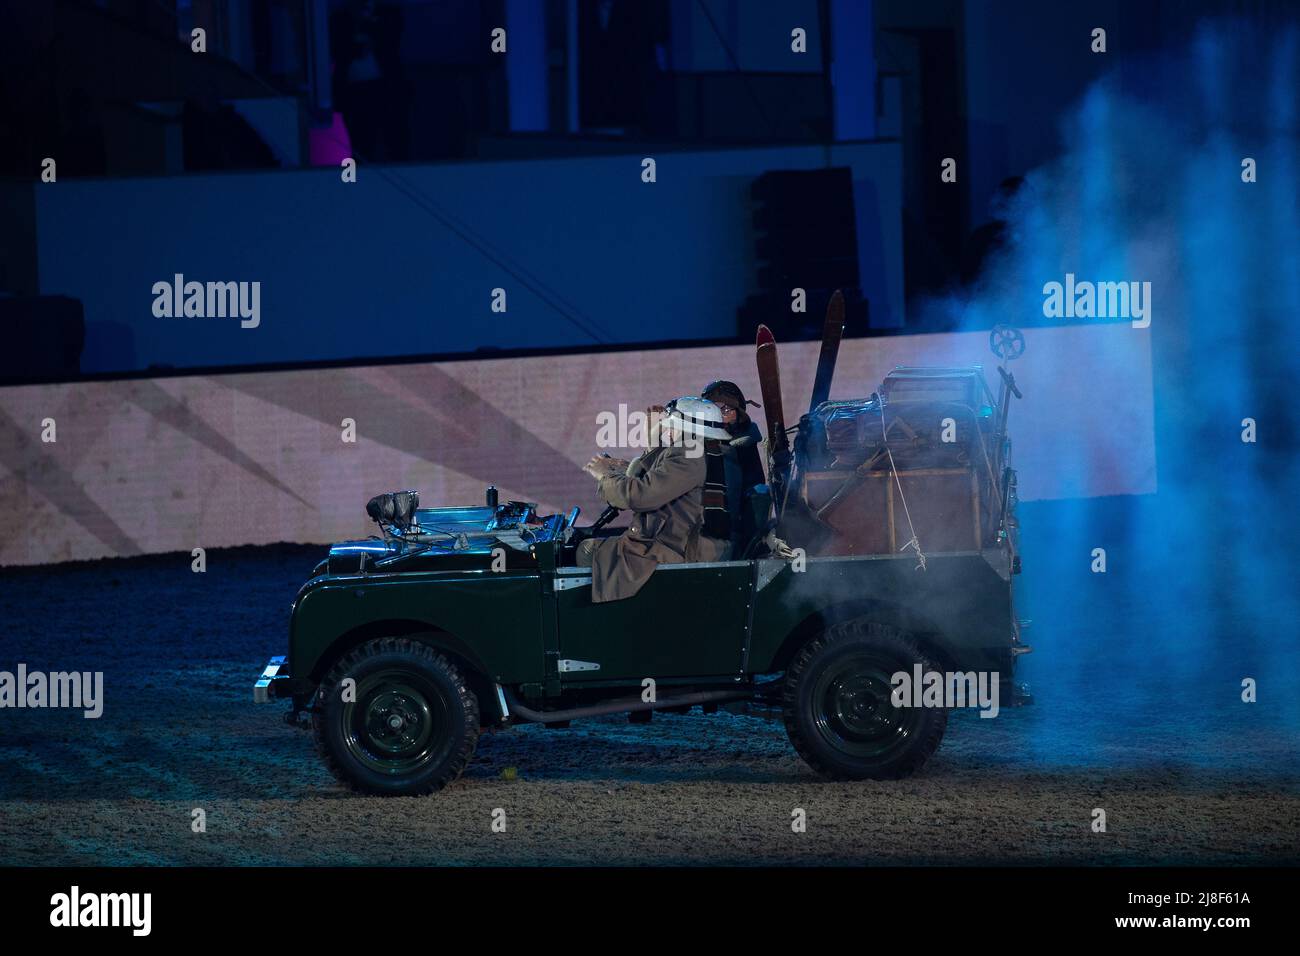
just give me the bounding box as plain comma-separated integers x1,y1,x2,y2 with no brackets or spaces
782,620,946,780
312,637,479,796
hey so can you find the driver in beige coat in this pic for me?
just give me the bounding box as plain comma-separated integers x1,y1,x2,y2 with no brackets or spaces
577,398,731,603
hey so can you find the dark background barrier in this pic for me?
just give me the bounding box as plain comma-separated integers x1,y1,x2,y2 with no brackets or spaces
7,0,1282,380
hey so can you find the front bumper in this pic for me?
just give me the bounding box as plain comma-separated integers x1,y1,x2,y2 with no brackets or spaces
253,656,289,703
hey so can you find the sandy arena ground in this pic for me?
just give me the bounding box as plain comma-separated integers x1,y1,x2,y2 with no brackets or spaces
2,544,1298,866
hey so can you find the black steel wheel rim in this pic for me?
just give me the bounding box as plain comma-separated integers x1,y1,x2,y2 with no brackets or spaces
810,650,922,760
343,668,452,775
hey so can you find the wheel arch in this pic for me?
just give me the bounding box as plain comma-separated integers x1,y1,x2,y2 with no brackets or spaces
306,619,499,724
764,599,957,676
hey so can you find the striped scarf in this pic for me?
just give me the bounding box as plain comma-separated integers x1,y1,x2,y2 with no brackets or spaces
702,438,730,541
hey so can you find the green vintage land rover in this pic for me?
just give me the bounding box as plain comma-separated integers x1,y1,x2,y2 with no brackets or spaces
250,377,1024,796
254,320,1030,796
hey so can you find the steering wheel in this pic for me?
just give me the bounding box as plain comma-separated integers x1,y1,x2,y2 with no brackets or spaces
572,504,621,541
587,505,621,534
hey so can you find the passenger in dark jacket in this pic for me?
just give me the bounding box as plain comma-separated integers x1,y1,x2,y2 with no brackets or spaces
702,380,767,557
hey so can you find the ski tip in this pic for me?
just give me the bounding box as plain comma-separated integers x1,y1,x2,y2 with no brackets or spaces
827,289,845,325
756,324,774,347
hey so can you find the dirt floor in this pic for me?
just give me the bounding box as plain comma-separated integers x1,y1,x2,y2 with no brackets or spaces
2,543,1298,866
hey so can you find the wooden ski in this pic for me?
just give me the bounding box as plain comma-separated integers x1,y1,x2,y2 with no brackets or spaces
808,289,845,414
756,323,792,500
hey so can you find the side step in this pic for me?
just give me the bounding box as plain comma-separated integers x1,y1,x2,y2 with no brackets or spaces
499,687,751,724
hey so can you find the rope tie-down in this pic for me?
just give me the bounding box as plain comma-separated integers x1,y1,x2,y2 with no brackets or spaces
877,395,927,572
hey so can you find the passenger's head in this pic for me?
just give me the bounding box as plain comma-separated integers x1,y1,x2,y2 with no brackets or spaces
654,397,729,452
702,380,759,429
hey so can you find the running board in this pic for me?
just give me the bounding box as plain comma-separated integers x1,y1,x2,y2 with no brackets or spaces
500,687,751,724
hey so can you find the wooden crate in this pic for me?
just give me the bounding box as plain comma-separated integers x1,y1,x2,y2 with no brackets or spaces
803,467,983,556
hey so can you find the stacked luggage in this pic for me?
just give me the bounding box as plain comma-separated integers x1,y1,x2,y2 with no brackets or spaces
795,367,1004,557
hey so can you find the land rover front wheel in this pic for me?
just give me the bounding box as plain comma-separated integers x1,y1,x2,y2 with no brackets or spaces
313,637,480,796
782,620,946,780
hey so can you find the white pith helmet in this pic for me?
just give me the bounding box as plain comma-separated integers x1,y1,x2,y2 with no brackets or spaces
659,396,731,441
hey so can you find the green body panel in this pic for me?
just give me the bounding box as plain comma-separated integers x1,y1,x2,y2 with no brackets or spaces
291,570,546,684
746,551,1014,674
287,539,1015,698
553,562,753,683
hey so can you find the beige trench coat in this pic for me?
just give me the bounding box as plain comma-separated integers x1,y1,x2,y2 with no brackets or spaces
584,445,727,603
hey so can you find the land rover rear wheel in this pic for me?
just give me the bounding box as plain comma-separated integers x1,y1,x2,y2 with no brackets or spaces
782,620,946,780
313,637,479,796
